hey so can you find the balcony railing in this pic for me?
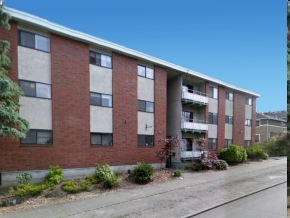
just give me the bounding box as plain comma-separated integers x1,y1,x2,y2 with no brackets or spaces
181,89,208,106
181,119,208,133
180,151,208,160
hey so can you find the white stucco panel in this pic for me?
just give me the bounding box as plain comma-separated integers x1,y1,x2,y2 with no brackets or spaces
225,100,233,116
208,124,217,138
245,105,252,119
244,126,251,140
18,46,51,84
224,124,233,139
90,106,112,133
19,97,52,129
208,98,218,113
138,112,154,135
138,77,154,102
90,65,112,94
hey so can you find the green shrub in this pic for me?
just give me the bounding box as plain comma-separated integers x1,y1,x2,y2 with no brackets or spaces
16,172,32,185
193,163,204,171
85,175,99,184
217,144,247,164
62,179,92,193
261,152,269,160
132,162,155,183
246,144,267,160
213,160,229,170
10,184,47,197
44,165,63,187
94,164,118,188
264,134,288,156
173,169,182,177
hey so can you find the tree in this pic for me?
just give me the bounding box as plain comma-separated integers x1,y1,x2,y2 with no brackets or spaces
0,8,29,139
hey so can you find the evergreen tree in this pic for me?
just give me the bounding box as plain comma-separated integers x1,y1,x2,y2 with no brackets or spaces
0,8,29,139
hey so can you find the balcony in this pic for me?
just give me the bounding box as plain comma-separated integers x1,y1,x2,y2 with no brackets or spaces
181,89,208,106
181,119,208,133
180,151,208,161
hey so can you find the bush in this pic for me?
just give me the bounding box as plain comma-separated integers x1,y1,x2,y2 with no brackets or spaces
173,169,182,177
62,179,91,193
94,164,118,188
85,175,99,184
264,134,288,156
246,144,268,160
44,165,63,187
261,152,269,160
16,172,32,185
217,144,247,164
132,162,155,183
213,160,228,170
193,163,204,171
10,184,47,197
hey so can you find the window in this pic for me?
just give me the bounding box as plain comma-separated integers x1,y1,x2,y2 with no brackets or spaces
182,84,194,93
209,86,218,99
138,65,154,79
183,138,193,151
90,92,112,107
91,133,112,146
244,140,251,147
226,92,233,101
208,138,217,150
255,134,260,143
89,50,112,68
21,130,52,144
209,112,218,124
225,115,233,124
245,119,251,126
224,139,232,148
246,97,252,105
19,80,51,99
138,100,154,113
182,111,193,122
138,135,154,146
19,30,50,52
256,120,260,126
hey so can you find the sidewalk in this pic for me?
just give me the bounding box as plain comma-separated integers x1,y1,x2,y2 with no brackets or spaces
1,157,287,218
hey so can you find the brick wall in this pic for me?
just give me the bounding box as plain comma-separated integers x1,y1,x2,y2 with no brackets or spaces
217,86,225,151
204,82,209,145
233,91,246,146
251,97,256,145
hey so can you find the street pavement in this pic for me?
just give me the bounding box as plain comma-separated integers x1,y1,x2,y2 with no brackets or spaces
0,157,286,218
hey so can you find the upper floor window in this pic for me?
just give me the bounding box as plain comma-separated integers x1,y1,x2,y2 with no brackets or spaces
208,138,217,150
209,112,218,125
138,65,154,79
226,92,233,101
91,133,112,146
21,129,52,145
19,80,51,99
90,92,112,107
138,100,154,113
182,84,193,93
256,120,260,126
225,115,233,124
255,134,260,143
138,135,154,146
246,97,252,105
245,119,251,126
89,50,112,68
209,86,218,99
19,30,50,52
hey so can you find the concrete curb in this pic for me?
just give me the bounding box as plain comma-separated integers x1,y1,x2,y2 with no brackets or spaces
180,181,287,218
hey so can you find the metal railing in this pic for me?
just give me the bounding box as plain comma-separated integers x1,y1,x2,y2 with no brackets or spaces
181,89,208,105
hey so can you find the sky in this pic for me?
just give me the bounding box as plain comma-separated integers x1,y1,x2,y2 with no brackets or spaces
4,0,286,112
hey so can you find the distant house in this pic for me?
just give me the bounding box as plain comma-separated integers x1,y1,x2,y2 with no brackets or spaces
255,112,287,145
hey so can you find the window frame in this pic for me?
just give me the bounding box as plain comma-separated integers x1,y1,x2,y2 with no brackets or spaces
89,50,112,69
225,115,233,124
90,92,113,108
138,100,154,113
208,138,217,150
246,97,252,106
209,86,218,99
225,91,233,101
256,120,260,126
19,79,52,99
224,139,232,148
18,29,50,52
138,135,154,146
137,65,154,80
255,134,260,143
20,129,53,145
208,112,218,125
244,140,251,147
90,133,113,146
245,119,252,126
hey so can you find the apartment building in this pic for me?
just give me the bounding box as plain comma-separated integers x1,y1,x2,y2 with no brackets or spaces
0,7,259,186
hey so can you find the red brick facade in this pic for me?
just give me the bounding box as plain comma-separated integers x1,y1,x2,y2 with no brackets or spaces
233,91,246,146
217,86,225,151
251,97,256,145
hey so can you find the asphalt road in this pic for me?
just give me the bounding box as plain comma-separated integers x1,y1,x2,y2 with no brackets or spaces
192,182,287,218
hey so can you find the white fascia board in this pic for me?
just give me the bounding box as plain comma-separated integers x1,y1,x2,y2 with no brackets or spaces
4,6,260,97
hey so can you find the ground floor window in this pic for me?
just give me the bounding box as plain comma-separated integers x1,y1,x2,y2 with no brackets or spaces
244,140,251,147
138,135,154,146
91,133,113,146
21,129,52,145
208,138,217,150
224,139,232,148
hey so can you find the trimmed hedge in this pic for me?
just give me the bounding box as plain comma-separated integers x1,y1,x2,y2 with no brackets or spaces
217,144,247,164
